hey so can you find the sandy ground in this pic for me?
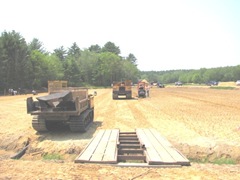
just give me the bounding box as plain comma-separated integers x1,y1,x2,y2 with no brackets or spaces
0,86,240,179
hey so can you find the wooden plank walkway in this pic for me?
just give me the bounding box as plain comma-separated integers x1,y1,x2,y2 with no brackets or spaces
136,128,190,166
75,128,190,166
75,129,119,163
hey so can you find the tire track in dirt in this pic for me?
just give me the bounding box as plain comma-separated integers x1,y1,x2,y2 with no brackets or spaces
95,89,158,131
125,99,151,130
0,95,32,134
134,95,202,145
149,88,240,146
93,89,119,129
93,89,138,130
165,87,240,110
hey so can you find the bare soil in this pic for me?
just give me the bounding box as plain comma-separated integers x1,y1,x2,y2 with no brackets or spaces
0,86,240,179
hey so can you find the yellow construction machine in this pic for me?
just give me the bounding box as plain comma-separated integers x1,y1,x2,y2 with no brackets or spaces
112,80,132,99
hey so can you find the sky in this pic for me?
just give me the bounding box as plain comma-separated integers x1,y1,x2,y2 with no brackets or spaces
1,0,240,71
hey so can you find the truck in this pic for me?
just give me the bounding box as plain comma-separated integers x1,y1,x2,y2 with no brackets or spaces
112,80,132,99
26,81,94,132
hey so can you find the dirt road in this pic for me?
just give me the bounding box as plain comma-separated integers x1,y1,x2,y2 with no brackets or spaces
0,87,240,179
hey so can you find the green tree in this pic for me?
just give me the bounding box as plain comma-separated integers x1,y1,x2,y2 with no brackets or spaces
45,54,64,81
126,53,137,66
95,52,121,86
63,58,81,86
122,59,140,83
0,30,30,92
102,42,120,55
28,38,46,53
232,65,240,81
29,50,48,88
54,46,67,61
68,42,81,59
89,44,101,53
79,50,98,85
192,73,202,84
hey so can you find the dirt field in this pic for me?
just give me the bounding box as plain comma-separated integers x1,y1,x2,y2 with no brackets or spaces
0,86,240,179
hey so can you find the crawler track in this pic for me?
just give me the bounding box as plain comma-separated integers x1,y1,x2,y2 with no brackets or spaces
32,115,48,132
32,109,94,132
69,109,94,132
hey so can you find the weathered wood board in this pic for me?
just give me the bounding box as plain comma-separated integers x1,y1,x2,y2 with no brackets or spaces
75,128,190,166
75,129,119,163
136,128,190,166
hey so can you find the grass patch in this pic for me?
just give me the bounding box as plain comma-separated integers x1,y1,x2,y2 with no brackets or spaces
43,153,63,160
212,158,237,165
189,157,237,165
210,86,235,90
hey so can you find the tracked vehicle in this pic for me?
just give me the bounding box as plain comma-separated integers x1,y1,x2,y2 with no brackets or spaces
27,88,94,132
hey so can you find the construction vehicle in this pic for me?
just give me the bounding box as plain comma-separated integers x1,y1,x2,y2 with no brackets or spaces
112,80,132,99
26,81,94,132
137,80,149,98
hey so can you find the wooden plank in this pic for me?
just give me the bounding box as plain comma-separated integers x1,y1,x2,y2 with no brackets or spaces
75,130,105,162
119,137,138,140
90,129,112,162
149,129,172,147
118,149,144,154
120,140,139,144
136,129,162,163
136,128,190,165
143,129,176,165
116,163,181,168
102,129,119,163
149,129,190,165
167,148,190,165
117,155,146,161
118,144,140,148
120,132,137,134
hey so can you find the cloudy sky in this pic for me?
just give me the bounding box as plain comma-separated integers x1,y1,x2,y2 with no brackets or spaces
1,0,240,71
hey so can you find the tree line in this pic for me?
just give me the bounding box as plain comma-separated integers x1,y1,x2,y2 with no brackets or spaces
0,30,239,94
0,30,139,94
140,65,240,85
